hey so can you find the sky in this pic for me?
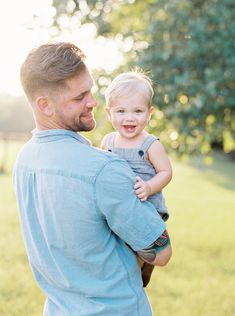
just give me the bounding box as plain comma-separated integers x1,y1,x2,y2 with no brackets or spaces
0,0,122,96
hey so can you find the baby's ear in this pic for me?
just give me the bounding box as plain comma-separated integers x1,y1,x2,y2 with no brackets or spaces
149,106,154,117
105,107,112,120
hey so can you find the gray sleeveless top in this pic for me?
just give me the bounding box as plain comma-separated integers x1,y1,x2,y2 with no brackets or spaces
106,132,169,221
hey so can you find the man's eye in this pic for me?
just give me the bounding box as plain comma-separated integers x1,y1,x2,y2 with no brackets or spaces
75,92,86,101
75,96,84,101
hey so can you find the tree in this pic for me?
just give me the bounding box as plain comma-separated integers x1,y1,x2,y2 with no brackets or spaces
47,1,235,156
124,0,235,156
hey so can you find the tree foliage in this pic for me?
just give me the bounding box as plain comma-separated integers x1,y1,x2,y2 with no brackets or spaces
122,0,235,156
41,1,235,155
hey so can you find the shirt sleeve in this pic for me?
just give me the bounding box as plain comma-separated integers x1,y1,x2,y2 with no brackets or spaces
94,159,166,251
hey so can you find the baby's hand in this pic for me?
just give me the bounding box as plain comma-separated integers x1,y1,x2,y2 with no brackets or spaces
134,176,151,202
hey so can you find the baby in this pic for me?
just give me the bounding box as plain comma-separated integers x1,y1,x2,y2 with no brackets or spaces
101,70,172,287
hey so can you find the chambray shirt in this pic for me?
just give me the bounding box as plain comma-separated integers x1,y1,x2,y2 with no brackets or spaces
13,129,166,316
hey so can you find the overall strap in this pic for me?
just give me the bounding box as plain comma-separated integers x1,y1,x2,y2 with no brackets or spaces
138,135,159,158
106,132,117,151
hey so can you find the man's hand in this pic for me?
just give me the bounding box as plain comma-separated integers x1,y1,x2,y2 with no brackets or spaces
134,176,151,201
137,230,172,266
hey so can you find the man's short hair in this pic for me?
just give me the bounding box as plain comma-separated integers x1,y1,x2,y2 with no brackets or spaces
20,42,87,102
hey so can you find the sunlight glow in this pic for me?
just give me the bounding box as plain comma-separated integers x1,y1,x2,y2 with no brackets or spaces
0,0,122,96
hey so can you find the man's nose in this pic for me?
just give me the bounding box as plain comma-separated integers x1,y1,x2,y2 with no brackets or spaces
86,94,97,108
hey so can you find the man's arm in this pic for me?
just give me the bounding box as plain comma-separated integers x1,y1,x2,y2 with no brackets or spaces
95,159,168,252
137,230,172,266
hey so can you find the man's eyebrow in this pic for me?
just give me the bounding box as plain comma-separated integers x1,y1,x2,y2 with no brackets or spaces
74,84,93,98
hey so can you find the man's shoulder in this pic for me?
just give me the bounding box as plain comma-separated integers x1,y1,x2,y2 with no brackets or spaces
88,145,125,168
60,140,129,177
15,135,130,180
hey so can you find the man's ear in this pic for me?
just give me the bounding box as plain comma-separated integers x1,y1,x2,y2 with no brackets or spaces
35,96,54,116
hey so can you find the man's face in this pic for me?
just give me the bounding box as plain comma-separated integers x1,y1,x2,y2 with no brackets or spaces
50,69,97,132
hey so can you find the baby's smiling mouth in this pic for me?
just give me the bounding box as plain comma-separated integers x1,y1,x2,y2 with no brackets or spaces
122,125,136,132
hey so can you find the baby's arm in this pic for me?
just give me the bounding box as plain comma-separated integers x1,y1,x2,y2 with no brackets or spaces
135,140,172,202
100,134,110,150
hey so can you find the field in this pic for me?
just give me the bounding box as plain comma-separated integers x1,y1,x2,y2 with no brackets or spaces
0,142,235,316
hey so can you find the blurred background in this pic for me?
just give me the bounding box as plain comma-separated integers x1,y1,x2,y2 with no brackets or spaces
0,1,235,315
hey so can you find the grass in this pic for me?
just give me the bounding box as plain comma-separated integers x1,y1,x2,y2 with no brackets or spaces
148,152,235,316
1,142,235,316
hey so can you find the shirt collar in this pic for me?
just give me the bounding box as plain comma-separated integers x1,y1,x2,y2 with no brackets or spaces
32,129,91,145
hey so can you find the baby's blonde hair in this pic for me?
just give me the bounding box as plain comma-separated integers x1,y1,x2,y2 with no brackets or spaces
105,70,154,108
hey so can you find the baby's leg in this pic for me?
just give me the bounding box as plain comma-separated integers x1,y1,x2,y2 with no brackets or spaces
141,262,155,287
137,255,145,268
136,255,154,287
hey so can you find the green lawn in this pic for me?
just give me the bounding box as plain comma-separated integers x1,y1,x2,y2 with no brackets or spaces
1,143,235,316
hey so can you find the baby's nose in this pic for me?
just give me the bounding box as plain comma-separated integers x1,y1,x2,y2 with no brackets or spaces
125,113,134,121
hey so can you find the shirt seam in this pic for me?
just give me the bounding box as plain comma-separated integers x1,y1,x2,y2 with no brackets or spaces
16,164,96,184
115,246,141,316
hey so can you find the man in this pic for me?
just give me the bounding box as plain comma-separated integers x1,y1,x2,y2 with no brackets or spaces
13,42,172,316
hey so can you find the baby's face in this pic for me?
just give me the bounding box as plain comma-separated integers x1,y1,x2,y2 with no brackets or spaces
107,94,153,140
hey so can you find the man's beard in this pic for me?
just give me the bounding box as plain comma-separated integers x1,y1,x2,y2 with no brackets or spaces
78,119,96,132
72,116,96,132
53,110,96,133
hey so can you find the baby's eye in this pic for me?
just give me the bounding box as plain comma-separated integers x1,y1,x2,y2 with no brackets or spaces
135,109,143,113
117,109,125,113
